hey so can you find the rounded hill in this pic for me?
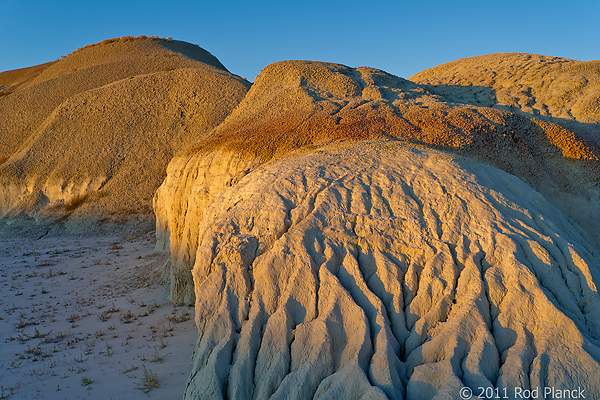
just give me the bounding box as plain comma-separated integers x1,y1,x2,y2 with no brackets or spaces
0,36,237,163
0,37,250,235
410,53,600,130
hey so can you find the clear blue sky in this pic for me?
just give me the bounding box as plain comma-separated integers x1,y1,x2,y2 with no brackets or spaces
1,0,599,80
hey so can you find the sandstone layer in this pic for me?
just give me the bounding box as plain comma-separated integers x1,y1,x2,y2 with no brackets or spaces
0,36,249,235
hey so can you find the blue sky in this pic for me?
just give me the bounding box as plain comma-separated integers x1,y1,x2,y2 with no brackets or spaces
1,0,599,80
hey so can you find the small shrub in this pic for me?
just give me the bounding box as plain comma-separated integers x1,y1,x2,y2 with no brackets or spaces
119,310,135,324
74,354,88,363
107,304,120,313
1,384,18,399
66,312,81,323
31,328,50,339
137,366,160,393
121,365,138,374
166,308,191,323
98,311,111,322
150,348,163,363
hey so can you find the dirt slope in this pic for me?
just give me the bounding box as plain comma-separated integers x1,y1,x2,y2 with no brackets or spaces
156,60,600,305
0,37,250,235
410,53,600,138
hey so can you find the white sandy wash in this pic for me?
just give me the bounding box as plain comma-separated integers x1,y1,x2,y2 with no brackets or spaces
0,232,196,399
155,141,600,399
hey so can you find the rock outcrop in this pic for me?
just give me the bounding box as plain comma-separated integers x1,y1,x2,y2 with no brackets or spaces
156,60,600,305
181,141,600,399
153,58,600,398
0,36,249,235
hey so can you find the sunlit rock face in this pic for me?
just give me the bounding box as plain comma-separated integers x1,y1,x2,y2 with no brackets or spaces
152,57,600,398
0,37,249,235
157,59,600,306
179,141,600,399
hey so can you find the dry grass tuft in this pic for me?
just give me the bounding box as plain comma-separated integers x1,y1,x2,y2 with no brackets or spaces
64,194,88,212
137,366,160,393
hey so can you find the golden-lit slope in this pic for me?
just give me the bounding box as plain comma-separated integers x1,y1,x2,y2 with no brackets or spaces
0,36,234,163
156,60,600,304
0,61,56,96
410,53,600,127
25,36,228,88
0,37,249,234
191,60,599,188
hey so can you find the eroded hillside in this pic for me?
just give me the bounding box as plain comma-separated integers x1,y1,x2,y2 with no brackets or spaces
152,57,600,398
0,36,250,235
181,142,600,399
156,60,600,305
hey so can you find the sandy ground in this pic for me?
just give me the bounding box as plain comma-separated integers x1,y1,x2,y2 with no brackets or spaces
0,232,196,399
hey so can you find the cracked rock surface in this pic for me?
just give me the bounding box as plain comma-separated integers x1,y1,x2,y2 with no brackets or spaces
179,141,600,399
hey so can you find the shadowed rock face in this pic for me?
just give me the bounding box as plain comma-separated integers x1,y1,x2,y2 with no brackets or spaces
181,142,600,399
0,37,249,235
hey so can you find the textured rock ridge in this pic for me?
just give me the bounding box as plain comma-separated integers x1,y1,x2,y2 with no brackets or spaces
0,37,249,235
156,60,600,305
150,58,600,398
198,61,600,243
181,141,600,399
410,53,600,132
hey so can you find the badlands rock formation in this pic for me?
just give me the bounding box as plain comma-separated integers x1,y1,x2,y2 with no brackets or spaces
152,58,600,398
156,60,600,304
410,53,600,134
3,41,600,398
182,141,600,399
0,36,249,235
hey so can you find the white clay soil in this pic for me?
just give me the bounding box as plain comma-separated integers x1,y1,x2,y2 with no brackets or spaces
0,232,196,400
